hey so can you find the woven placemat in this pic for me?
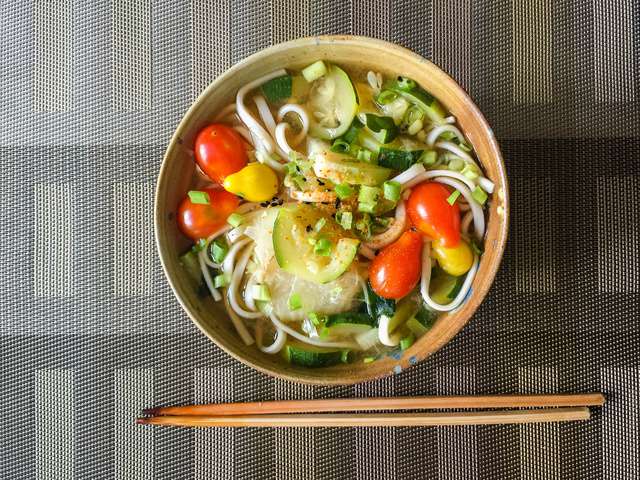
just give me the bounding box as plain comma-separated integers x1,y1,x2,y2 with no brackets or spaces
1,1,638,479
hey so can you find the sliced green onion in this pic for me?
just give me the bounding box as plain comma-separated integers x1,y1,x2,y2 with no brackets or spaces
336,210,353,230
448,157,465,171
419,150,437,165
404,106,424,125
227,213,244,227
363,114,399,143
342,118,364,143
441,131,456,141
461,163,480,180
331,138,350,153
210,238,229,263
358,202,376,213
308,312,327,325
358,185,381,204
252,284,271,302
188,190,210,205
447,190,461,206
376,90,398,105
301,60,327,82
472,186,488,205
363,356,376,364
400,333,415,350
356,148,373,163
407,118,423,135
192,238,207,252
340,350,350,363
396,76,417,91
288,293,302,311
355,213,373,238
213,273,230,289
383,181,401,202
335,183,353,199
314,237,332,256
314,218,326,232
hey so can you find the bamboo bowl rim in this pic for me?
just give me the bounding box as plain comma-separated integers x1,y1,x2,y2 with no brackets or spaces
155,36,509,384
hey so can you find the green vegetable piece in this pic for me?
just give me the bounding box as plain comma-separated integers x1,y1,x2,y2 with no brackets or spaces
406,317,429,338
188,190,210,205
420,150,437,165
358,185,381,204
261,75,292,102
288,293,302,311
314,218,327,232
377,148,424,170
252,284,271,302
363,114,399,143
376,90,398,105
336,210,353,230
314,237,333,256
414,304,439,329
342,118,364,144
400,333,415,350
448,157,465,171
356,148,374,163
213,273,230,289
331,139,350,153
396,76,417,91
383,181,401,202
447,190,461,206
335,183,354,199
341,350,351,363
363,356,376,364
301,60,327,82
285,343,344,368
308,312,326,325
227,213,244,227
472,186,488,205
179,250,201,284
210,238,228,263
364,281,395,320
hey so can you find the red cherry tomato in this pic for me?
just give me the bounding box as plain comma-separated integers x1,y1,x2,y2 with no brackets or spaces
177,188,239,241
195,124,248,184
407,182,461,247
369,230,423,300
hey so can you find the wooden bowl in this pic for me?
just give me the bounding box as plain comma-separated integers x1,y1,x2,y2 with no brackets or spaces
155,36,509,384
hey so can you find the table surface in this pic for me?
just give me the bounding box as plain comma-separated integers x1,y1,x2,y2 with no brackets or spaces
2,1,639,479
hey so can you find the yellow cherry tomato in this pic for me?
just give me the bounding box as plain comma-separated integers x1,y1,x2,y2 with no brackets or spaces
432,238,474,276
222,163,279,202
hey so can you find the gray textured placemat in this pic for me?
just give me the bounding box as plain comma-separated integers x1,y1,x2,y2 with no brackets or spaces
1,1,638,479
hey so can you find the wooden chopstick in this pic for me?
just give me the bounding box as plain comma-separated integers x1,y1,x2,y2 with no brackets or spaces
143,394,604,417
137,407,590,428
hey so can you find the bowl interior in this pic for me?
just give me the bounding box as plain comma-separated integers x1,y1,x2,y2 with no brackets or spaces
155,36,509,384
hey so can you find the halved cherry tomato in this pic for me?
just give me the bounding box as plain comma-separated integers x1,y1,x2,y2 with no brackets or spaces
195,124,248,184
369,230,423,300
407,182,460,247
177,188,239,241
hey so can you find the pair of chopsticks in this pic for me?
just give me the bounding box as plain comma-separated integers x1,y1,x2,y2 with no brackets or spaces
137,393,604,428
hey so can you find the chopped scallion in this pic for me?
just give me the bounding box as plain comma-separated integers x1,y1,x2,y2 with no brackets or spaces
210,238,228,263
358,202,377,213
363,356,376,364
336,210,353,230
419,150,437,165
461,163,480,180
301,60,327,82
358,185,381,204
188,190,210,205
252,284,271,302
314,218,326,232
472,186,488,205
288,293,302,311
213,273,230,289
356,148,374,163
396,76,417,91
383,181,401,202
314,237,332,256
340,350,350,363
400,333,415,351
227,213,244,227
448,157,465,171
447,190,461,206
335,183,353,199
330,138,350,153
376,90,398,105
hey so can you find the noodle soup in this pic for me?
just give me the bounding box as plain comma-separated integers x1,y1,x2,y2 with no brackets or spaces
175,61,493,368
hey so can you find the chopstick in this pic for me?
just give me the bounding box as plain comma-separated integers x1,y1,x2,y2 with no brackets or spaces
137,407,591,428
142,393,604,417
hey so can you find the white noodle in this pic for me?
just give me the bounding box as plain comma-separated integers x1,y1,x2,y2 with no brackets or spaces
443,116,456,124
244,274,258,311
358,244,376,260
403,169,477,192
233,125,253,144
277,104,310,146
258,326,287,354
268,314,360,350
478,176,495,194
255,147,286,172
222,293,254,345
378,314,402,347
461,210,474,234
222,237,251,273
198,250,222,302
364,199,408,250
390,163,426,187
426,124,466,147
432,176,485,240
253,95,277,135
275,123,294,157
236,69,287,154
420,241,479,312
214,103,237,122
228,243,263,319
199,246,220,269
